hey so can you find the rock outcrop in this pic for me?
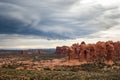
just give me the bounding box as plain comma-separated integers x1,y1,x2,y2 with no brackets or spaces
55,41,120,64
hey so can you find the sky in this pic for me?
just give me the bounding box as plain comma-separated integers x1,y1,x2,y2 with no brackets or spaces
0,0,120,49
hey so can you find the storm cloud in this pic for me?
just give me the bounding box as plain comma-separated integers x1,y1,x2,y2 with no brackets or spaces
0,0,120,48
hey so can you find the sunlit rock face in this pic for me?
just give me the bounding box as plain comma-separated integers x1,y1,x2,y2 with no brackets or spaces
55,41,120,64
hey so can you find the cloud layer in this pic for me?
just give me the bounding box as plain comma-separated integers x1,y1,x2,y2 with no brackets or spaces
0,0,120,48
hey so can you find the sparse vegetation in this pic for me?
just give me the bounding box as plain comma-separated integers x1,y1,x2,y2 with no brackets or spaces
0,50,120,80
0,67,120,80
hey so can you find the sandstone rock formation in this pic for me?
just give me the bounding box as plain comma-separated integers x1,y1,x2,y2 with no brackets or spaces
55,46,68,54
55,41,120,65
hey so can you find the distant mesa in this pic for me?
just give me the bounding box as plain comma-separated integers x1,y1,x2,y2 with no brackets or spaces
21,50,41,55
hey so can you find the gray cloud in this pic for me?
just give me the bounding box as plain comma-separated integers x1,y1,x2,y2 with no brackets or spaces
0,0,120,48
0,0,120,39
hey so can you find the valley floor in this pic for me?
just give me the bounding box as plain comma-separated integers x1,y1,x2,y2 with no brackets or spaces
0,52,120,80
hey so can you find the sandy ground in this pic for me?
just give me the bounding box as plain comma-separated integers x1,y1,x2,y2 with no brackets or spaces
1,56,119,70
40,57,87,68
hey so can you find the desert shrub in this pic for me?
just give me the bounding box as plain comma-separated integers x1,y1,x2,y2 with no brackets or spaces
1,63,24,69
0,68,120,80
80,63,107,72
44,67,51,70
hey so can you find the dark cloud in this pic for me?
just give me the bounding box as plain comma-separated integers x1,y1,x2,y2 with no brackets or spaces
0,15,71,39
0,0,120,40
